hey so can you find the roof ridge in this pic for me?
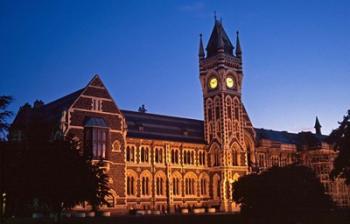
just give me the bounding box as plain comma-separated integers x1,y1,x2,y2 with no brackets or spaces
43,87,84,108
121,109,203,123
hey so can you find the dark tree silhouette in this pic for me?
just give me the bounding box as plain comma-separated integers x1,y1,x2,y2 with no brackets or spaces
1,137,111,221
328,110,350,185
0,96,13,140
232,165,333,222
87,160,111,212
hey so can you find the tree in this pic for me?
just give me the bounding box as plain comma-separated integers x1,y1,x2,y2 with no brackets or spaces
0,96,13,140
2,137,111,221
232,165,333,222
86,160,111,212
329,110,350,185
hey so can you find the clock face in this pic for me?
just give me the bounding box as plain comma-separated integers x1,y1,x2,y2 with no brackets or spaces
226,77,234,88
209,77,218,89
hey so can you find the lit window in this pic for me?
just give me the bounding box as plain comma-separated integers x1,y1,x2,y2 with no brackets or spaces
140,147,149,163
85,127,107,159
127,176,135,196
126,146,135,162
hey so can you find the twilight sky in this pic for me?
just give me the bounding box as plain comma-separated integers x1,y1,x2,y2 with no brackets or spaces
1,0,349,135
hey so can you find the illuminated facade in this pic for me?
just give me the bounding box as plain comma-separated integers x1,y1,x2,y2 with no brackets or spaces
10,20,350,213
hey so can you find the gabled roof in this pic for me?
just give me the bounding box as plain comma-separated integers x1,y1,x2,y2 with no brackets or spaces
206,20,234,57
11,88,84,131
121,110,205,144
255,128,328,150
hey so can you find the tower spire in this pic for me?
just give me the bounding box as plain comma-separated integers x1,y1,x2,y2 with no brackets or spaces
198,33,205,58
314,116,322,135
206,17,234,57
235,31,242,58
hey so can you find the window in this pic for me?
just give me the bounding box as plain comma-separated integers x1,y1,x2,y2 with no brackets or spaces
171,149,179,164
85,127,107,159
172,178,180,196
183,150,195,165
91,99,103,111
215,106,220,120
200,178,208,195
258,153,265,167
240,152,246,166
213,175,221,199
154,147,163,163
127,176,135,196
198,151,206,165
140,146,149,163
185,178,195,195
141,176,150,196
212,151,220,167
232,151,238,166
208,108,212,121
112,140,121,152
271,155,280,167
126,146,135,162
84,117,108,159
156,177,164,196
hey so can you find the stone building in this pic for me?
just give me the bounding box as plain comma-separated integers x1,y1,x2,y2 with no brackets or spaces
10,20,350,213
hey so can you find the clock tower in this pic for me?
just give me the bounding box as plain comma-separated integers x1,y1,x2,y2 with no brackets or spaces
199,19,255,211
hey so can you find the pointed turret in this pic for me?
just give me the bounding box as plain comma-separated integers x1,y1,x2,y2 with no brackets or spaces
206,19,234,57
314,116,322,135
198,33,205,59
235,31,242,58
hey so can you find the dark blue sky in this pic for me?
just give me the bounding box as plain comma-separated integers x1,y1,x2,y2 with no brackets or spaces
1,0,349,134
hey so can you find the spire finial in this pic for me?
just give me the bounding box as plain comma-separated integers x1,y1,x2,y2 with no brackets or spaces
235,30,242,58
199,33,205,58
314,116,322,135
214,11,217,21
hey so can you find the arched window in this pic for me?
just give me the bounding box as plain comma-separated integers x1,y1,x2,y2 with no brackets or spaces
126,145,135,162
171,149,179,164
185,178,196,195
213,174,221,199
199,173,209,196
198,151,206,165
171,172,182,196
207,99,213,121
233,99,240,120
184,172,197,196
226,96,232,119
240,152,246,166
258,153,265,167
155,171,166,196
140,171,152,196
175,150,179,163
126,170,138,196
211,148,220,167
154,147,163,163
140,146,149,163
141,176,149,195
232,151,238,166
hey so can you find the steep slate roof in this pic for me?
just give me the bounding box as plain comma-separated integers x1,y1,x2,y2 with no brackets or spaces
206,20,234,57
11,88,84,130
255,128,328,150
121,110,205,144
122,110,328,148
